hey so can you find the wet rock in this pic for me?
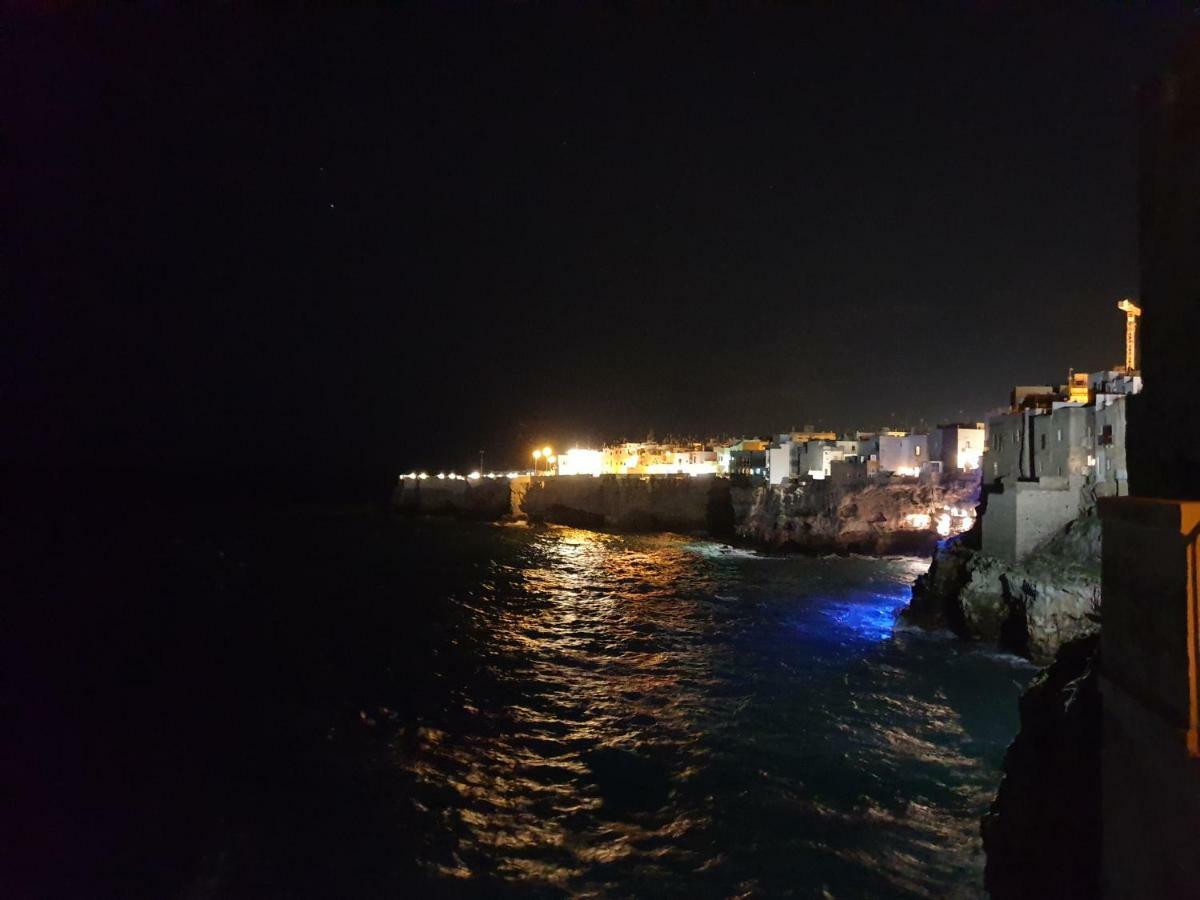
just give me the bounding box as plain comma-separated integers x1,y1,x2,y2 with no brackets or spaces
982,634,1101,899
899,514,1101,662
736,474,980,555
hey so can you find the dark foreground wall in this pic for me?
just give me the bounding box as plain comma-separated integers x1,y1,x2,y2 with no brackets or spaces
392,477,512,520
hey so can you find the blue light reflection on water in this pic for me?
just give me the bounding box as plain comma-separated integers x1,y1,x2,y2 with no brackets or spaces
805,590,908,644
221,522,1031,900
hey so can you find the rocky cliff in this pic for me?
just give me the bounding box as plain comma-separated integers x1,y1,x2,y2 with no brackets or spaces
736,475,980,555
981,635,1101,899
900,512,1101,662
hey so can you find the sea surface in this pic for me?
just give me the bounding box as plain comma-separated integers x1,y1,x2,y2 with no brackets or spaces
42,511,1036,898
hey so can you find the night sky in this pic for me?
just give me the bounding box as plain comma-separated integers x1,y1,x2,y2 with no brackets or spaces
9,4,1196,494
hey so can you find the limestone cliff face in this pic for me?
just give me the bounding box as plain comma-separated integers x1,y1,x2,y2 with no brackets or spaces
736,475,979,555
900,514,1101,663
981,635,1101,899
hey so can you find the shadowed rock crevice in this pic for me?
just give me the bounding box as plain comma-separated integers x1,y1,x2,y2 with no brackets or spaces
982,635,1101,899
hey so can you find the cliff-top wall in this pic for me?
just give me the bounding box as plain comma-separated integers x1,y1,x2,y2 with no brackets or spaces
392,473,977,551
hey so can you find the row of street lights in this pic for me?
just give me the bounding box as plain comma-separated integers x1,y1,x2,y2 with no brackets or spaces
532,446,557,475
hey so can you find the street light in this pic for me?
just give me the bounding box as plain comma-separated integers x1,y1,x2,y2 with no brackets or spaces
532,448,541,475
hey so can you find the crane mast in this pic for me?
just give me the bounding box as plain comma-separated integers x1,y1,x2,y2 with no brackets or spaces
1117,298,1142,372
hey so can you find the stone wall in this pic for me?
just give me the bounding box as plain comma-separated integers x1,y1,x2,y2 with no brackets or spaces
901,511,1102,662
981,478,1084,564
517,473,730,534
391,477,512,520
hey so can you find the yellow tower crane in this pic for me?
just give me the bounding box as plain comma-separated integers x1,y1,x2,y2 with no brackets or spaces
1117,298,1142,372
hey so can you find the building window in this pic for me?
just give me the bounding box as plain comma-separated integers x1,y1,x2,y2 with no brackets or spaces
1057,428,1062,442
1040,434,1046,450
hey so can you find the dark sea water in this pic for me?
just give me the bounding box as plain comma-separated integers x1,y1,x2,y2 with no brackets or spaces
36,511,1034,898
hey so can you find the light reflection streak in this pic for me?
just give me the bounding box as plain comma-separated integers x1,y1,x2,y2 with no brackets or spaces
384,528,1014,896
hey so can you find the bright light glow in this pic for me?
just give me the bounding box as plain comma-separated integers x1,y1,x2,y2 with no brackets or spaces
894,466,921,477
547,455,556,464
418,472,428,479
532,449,542,460
506,471,520,479
557,448,604,476
468,471,481,479
959,448,981,470
905,513,931,529
437,473,446,479
936,514,952,537
542,446,553,457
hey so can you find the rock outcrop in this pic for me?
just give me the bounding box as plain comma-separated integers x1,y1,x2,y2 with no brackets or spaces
981,635,1101,899
900,512,1101,662
735,475,980,555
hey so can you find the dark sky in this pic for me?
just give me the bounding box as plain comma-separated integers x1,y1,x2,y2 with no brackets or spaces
8,3,1196,492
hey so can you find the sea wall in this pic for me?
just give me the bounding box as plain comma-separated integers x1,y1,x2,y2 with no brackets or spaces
517,474,732,534
392,473,979,549
392,477,512,520
736,475,980,555
901,512,1101,662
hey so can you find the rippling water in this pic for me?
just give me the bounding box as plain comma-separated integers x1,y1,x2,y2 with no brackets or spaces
175,514,1033,898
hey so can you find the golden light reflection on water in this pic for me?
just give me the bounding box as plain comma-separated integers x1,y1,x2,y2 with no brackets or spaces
394,526,724,888
386,524,1025,897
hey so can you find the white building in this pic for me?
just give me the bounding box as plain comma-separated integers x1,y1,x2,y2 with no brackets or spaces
556,448,604,477
878,433,928,475
766,444,796,485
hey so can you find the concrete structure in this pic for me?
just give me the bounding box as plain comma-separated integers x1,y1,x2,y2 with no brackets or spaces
929,423,985,473
982,476,1084,563
829,458,870,486
766,444,795,485
801,441,848,480
878,433,927,476
1095,398,1131,497
1099,43,1200,898
599,442,719,476
1030,405,1094,480
717,439,767,478
556,448,603,477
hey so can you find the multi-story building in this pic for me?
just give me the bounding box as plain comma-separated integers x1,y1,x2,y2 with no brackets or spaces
928,423,986,473
716,439,767,477
878,433,928,476
980,367,1144,562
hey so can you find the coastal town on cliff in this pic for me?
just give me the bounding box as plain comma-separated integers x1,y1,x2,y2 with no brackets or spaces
398,298,1139,664
18,7,1200,899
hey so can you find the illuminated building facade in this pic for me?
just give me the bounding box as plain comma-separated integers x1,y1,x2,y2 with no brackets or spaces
878,433,928,477
929,423,985,473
